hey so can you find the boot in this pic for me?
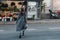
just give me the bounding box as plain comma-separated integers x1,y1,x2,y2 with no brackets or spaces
22,31,24,36
19,32,22,38
19,35,21,38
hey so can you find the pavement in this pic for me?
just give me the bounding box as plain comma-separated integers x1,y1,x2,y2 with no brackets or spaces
0,19,60,24
28,19,60,23
0,23,60,40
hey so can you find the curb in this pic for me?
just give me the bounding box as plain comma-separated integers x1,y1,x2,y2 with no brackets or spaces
0,21,60,25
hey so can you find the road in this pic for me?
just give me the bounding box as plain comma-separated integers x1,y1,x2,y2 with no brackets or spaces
0,23,60,40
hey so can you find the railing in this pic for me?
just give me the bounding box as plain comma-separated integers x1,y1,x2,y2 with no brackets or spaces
0,17,13,22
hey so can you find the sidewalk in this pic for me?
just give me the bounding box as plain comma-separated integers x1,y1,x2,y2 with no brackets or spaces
0,19,60,24
28,19,60,23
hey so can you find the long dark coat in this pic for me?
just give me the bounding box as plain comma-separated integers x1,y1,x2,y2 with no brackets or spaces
16,13,27,31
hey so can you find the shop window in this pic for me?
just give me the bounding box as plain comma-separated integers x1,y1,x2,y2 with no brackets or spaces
1,3,8,8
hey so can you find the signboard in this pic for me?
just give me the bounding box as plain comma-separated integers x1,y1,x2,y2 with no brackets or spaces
27,2,38,19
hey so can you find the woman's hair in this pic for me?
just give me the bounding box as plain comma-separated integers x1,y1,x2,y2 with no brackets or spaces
0,2,2,4
23,1,27,5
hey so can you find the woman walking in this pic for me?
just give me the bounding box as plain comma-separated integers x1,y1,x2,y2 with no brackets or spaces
16,1,27,38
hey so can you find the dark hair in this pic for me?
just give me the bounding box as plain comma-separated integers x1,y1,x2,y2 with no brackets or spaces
0,2,2,8
11,2,15,6
18,2,22,5
49,9,52,13
0,2,2,4
23,1,27,5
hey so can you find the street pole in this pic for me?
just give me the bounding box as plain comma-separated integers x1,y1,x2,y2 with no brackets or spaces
37,1,40,19
38,1,42,20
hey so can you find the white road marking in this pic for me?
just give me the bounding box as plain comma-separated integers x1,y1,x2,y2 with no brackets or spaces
49,27,60,30
0,30,4,32
27,28,37,31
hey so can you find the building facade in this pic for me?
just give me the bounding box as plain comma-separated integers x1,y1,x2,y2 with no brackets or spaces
1,0,43,19
49,0,60,11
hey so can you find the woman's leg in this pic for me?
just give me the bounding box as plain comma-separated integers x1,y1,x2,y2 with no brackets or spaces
22,30,25,36
19,30,25,38
19,31,22,38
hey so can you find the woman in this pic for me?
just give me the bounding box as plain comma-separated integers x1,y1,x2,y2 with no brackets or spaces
16,2,27,38
49,9,53,19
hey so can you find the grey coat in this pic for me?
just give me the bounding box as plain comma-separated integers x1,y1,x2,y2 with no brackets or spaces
16,13,27,31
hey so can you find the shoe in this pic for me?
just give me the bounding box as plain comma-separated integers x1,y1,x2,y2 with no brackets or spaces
19,35,22,38
22,31,24,36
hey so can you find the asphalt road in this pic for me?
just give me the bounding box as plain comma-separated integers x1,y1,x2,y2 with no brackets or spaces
0,23,60,40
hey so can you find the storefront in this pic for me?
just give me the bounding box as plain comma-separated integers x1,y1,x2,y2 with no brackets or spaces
0,0,43,21
27,0,43,19
0,1,23,21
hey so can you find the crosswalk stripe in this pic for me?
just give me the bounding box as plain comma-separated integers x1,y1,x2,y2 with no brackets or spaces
0,30,4,31
26,28,37,31
49,27,60,30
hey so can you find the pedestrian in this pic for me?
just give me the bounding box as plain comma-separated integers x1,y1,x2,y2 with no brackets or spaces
49,9,53,19
16,1,27,38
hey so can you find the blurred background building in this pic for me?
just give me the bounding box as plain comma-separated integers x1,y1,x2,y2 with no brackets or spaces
41,0,60,19
0,0,43,21
1,0,60,21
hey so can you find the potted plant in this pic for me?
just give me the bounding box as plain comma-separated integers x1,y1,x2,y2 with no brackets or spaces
14,6,19,12
32,15,35,20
